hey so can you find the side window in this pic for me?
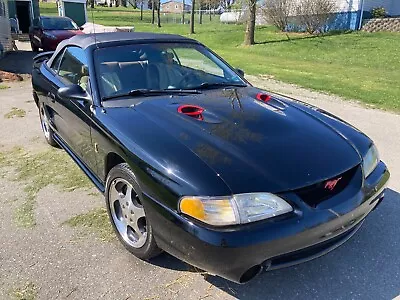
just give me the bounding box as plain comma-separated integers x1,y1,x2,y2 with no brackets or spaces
33,18,39,27
57,47,89,91
50,50,64,72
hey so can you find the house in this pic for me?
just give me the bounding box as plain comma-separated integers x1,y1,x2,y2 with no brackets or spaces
161,0,192,13
7,0,40,33
0,0,13,58
286,0,400,31
362,0,400,17
330,0,400,30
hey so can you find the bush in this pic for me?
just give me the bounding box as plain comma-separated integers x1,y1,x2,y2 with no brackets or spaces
371,7,387,19
296,0,337,34
261,0,294,31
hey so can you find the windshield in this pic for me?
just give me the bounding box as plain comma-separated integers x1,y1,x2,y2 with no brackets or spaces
94,43,246,100
41,18,79,30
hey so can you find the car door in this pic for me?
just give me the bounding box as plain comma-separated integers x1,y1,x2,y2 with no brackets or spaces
46,46,98,174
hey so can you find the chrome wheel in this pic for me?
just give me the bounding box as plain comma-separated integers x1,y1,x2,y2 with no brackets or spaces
108,178,147,248
40,107,50,140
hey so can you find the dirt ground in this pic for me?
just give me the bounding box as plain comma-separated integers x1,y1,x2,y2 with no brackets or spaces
0,51,399,300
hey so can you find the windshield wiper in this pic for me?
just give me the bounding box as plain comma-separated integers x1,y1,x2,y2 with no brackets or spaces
190,82,247,90
102,89,200,101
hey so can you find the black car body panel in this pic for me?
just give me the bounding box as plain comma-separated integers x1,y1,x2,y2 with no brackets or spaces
31,32,390,283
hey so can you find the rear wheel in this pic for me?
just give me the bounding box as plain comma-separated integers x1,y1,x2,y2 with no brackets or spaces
30,41,39,52
105,163,162,260
39,102,58,147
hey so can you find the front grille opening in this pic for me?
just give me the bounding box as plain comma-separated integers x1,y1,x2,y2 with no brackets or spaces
295,165,359,208
269,223,359,268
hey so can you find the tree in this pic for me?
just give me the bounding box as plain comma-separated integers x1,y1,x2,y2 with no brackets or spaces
182,0,186,24
190,0,196,33
90,0,94,9
199,0,203,24
296,0,337,34
261,0,293,31
151,0,155,24
243,0,256,45
157,0,161,27
140,0,144,20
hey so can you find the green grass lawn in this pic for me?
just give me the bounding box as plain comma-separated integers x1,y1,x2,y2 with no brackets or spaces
40,3,400,111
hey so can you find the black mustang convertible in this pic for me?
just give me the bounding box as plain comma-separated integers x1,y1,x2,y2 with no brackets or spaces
32,32,389,283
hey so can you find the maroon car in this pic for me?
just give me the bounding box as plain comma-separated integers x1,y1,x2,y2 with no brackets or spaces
29,16,84,52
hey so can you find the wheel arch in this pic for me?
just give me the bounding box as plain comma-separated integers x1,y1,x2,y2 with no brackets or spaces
33,91,39,108
104,152,126,180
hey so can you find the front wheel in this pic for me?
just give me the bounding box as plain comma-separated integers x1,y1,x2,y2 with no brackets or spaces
39,102,58,147
105,163,162,260
30,41,39,52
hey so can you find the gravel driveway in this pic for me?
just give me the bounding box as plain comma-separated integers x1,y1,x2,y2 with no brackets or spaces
0,54,399,300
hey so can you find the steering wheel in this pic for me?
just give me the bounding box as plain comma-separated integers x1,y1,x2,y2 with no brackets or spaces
177,72,201,89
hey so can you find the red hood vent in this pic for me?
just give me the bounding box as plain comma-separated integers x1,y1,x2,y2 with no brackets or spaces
177,105,205,120
256,93,271,102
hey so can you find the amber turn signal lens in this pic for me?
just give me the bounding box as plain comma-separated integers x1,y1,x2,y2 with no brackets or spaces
179,197,206,221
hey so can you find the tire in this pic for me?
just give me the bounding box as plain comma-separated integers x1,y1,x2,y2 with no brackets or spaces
105,163,162,260
38,102,58,147
30,41,39,52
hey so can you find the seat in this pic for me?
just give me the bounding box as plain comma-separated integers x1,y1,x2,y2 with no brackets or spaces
99,62,122,96
118,61,148,90
78,65,90,91
146,62,184,90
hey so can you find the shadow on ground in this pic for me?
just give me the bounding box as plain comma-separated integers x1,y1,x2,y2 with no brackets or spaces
255,30,353,45
152,188,400,299
0,50,36,75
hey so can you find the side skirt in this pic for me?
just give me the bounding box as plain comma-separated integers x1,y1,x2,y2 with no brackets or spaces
53,134,105,194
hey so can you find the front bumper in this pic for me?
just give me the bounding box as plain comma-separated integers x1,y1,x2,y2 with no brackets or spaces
145,162,389,283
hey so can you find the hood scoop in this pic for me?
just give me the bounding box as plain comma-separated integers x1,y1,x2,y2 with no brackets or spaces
176,104,222,124
178,104,205,120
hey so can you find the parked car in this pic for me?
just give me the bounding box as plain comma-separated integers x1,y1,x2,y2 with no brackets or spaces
31,32,389,284
29,16,84,52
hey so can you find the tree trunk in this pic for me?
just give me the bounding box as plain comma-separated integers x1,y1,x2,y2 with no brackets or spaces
140,2,143,20
209,2,211,21
244,0,256,45
190,0,195,33
116,0,119,7
182,0,185,24
157,0,161,27
90,0,94,9
199,0,202,24
151,0,155,24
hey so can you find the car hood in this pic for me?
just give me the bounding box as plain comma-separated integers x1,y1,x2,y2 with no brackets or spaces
107,87,362,194
45,29,84,39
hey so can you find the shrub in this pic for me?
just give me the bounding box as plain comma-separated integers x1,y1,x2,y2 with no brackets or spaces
371,7,387,19
261,0,294,31
296,0,337,34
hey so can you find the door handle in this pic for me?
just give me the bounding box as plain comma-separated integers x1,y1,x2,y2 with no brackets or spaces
48,92,56,102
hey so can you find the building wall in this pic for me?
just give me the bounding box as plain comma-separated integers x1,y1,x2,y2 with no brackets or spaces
0,0,12,58
362,0,400,16
391,1,400,16
161,1,190,13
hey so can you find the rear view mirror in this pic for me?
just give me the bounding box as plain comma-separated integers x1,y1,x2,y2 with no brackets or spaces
57,84,91,102
236,68,245,77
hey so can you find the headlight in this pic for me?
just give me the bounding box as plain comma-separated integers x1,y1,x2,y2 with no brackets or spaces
363,144,379,178
44,33,57,40
179,193,293,226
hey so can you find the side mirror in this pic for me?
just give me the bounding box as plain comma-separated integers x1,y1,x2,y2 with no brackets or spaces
57,84,91,102
236,68,245,77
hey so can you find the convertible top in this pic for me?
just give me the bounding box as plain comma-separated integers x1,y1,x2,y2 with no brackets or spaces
61,32,196,50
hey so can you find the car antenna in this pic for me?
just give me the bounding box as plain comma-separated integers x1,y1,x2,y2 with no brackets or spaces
90,5,98,48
